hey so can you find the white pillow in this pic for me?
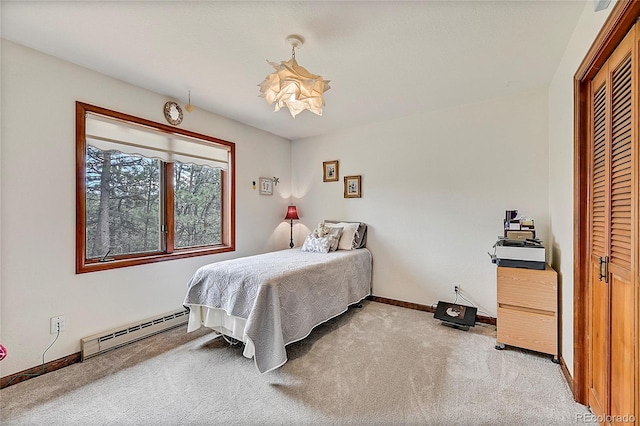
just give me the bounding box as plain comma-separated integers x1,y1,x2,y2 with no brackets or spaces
326,222,359,250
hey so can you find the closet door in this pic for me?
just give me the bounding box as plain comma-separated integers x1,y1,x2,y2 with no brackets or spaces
588,61,611,422
607,25,635,421
587,22,637,424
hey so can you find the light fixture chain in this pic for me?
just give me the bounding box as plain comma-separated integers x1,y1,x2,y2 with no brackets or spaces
292,45,296,59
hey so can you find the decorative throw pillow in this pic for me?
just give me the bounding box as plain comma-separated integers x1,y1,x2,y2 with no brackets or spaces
301,234,332,253
326,222,359,250
311,222,331,238
325,226,343,251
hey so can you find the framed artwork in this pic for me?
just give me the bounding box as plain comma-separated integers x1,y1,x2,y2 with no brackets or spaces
344,175,361,198
259,177,273,195
323,160,339,182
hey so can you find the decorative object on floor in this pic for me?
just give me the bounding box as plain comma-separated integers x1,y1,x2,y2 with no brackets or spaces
284,205,300,248
185,90,194,113
259,177,273,195
0,343,6,361
273,177,280,186
259,34,331,118
344,175,362,198
163,101,183,125
434,301,477,331
323,160,339,182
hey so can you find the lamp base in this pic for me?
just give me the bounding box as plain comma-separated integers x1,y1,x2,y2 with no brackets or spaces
289,220,294,248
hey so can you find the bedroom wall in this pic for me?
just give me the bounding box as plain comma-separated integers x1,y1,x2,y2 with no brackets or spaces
0,40,292,377
548,2,613,377
291,89,550,319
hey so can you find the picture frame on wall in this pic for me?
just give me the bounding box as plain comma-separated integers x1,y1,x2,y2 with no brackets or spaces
259,177,273,195
323,160,339,182
344,175,361,198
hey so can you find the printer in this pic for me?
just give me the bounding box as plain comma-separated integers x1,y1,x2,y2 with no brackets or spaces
490,238,546,270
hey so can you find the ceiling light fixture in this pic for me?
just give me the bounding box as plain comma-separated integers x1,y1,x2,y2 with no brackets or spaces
259,35,331,118
185,90,194,113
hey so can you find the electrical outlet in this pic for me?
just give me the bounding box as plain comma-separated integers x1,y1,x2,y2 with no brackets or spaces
50,315,65,334
454,285,459,294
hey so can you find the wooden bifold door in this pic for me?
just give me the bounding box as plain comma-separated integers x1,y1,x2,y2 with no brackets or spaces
587,20,638,425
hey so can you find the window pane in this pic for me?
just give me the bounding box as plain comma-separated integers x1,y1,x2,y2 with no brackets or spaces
86,146,162,259
174,163,222,249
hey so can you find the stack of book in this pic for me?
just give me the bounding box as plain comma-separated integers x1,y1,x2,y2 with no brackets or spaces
504,210,535,240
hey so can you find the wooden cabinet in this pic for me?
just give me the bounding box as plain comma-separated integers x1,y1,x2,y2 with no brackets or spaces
496,265,558,361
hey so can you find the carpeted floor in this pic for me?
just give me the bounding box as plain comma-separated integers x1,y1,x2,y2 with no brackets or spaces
1,301,594,425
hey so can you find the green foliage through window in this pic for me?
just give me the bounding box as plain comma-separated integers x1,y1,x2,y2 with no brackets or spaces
85,147,222,259
86,147,162,259
76,102,234,273
174,163,222,249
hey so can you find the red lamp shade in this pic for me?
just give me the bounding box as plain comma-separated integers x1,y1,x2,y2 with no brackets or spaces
284,206,300,220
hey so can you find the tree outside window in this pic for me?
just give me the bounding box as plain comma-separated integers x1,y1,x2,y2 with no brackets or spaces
76,102,235,273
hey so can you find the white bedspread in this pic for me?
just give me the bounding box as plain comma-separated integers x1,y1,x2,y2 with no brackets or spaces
183,248,372,373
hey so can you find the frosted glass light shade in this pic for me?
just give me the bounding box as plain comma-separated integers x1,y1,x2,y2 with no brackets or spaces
259,58,330,118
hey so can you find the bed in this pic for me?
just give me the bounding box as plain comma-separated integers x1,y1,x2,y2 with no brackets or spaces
183,221,371,373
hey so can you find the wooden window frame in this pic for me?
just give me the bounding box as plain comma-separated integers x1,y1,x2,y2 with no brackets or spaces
76,102,235,273
574,0,640,404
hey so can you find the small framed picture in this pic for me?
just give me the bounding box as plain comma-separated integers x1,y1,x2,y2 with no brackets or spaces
344,175,361,198
323,160,339,182
259,177,273,195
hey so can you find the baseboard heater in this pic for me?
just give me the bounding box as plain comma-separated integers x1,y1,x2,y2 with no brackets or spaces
81,308,189,361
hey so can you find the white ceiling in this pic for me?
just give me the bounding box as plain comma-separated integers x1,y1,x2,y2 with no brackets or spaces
1,1,588,141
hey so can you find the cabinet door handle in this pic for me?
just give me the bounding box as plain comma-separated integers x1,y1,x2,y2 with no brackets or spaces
604,256,609,284
598,256,605,281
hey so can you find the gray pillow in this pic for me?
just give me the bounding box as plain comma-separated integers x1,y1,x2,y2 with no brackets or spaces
325,220,367,248
325,226,343,251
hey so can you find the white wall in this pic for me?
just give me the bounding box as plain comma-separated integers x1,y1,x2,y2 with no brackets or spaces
548,3,613,377
0,40,292,377
292,89,550,317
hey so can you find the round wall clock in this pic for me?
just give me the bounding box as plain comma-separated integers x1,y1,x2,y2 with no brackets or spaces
163,101,184,125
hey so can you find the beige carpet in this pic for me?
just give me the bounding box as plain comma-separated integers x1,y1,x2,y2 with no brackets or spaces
1,301,593,425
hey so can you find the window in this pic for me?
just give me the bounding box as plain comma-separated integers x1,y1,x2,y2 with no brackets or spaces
76,102,235,273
